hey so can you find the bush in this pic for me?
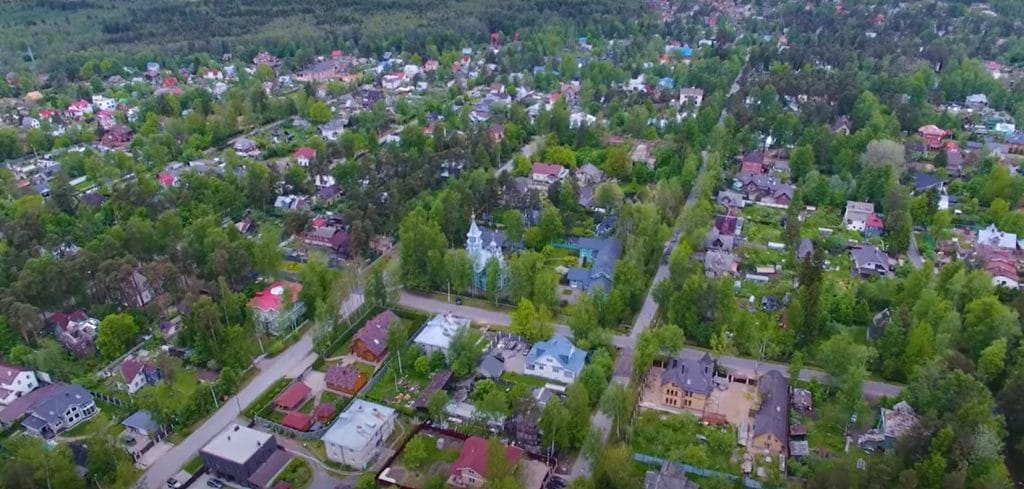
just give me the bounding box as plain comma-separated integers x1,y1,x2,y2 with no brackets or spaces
273,458,312,489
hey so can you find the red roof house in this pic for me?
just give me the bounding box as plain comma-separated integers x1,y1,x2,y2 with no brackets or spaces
280,411,313,431
918,125,949,149
294,147,316,166
274,382,311,410
158,172,178,188
312,402,336,423
351,310,400,362
448,436,524,488
325,365,367,396
249,281,302,313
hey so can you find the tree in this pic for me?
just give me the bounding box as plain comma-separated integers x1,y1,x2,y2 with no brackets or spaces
366,268,390,308
633,324,684,381
540,398,571,452
252,224,283,278
307,101,332,124
592,445,639,489
860,139,905,171
96,314,140,360
448,327,484,377
538,205,564,246
86,436,122,485
298,258,340,324
444,249,474,295
594,182,625,213
600,382,631,441
603,146,632,179
977,338,1008,385
793,248,824,346
387,321,410,376
403,436,431,472
399,208,447,288
789,144,815,182
510,299,554,342
427,389,449,421
963,296,1019,357
501,210,524,245
485,257,502,304
817,332,875,412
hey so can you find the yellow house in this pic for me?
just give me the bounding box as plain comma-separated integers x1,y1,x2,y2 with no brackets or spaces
658,353,715,414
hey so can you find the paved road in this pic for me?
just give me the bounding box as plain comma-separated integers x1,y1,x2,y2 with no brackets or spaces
908,232,924,269
396,292,903,398
139,293,365,489
495,136,543,176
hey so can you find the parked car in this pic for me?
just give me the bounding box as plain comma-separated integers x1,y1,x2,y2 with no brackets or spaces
207,479,225,488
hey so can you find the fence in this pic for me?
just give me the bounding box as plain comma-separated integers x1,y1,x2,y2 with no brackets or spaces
253,416,331,441
634,453,764,489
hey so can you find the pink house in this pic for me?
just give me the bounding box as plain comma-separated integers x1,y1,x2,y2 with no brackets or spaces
918,125,948,149
66,100,92,119
530,163,569,185
294,147,316,166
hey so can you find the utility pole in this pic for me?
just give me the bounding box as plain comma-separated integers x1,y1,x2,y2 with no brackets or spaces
210,384,219,408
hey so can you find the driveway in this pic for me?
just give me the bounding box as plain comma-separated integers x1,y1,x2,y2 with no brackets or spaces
138,292,365,489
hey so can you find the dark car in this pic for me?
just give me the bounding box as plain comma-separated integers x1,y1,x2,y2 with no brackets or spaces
207,479,224,488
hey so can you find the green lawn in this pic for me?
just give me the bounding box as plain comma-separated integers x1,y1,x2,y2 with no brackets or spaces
273,458,313,489
64,411,118,439
398,433,461,467
631,410,738,473
364,358,431,409
183,455,203,474
500,371,549,389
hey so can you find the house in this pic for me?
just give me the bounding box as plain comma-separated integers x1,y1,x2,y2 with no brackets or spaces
505,409,541,448
487,124,506,144
913,171,944,194
576,164,605,187
735,173,793,204
851,244,891,277
303,219,350,256
966,93,988,110
52,311,99,356
524,335,586,384
630,142,658,169
233,137,260,157
978,224,1017,250
793,388,813,412
274,382,312,411
868,308,892,341
832,116,852,135
321,400,396,469
918,125,949,149
679,87,704,108
320,119,346,141
122,269,155,308
704,250,738,278
201,424,288,486
644,461,699,489
294,147,316,166
351,310,400,363
477,355,505,379
413,313,471,357
448,436,524,488
530,163,569,186
65,100,93,119
564,237,622,292
857,401,919,452
325,365,367,395
313,403,337,424
717,190,745,208
281,411,313,432
796,238,814,261
91,95,116,112
100,124,133,149
275,195,309,211
704,229,736,252
14,383,99,438
0,363,39,406
414,370,453,410
658,353,714,414
253,52,282,67
119,359,161,394
381,73,406,90
977,245,1019,288
249,281,305,335
844,201,884,236
752,370,789,455
121,410,164,461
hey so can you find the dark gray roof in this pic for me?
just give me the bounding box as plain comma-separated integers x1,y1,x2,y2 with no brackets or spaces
567,267,592,283
797,239,814,260
27,384,94,426
851,244,889,269
661,353,714,395
754,370,789,443
566,237,622,292
477,355,504,379
913,171,943,193
479,226,508,249
122,410,160,433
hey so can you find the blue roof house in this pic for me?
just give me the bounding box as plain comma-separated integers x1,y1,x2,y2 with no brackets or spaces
562,237,622,293
525,335,587,384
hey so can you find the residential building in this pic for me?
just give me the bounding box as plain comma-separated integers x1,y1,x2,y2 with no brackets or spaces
913,171,944,194
16,383,99,438
413,313,471,357
121,270,155,308
832,116,851,135
100,124,133,149
658,353,714,414
321,400,396,469
119,359,161,394
796,238,814,261
121,410,163,461
294,147,316,166
448,436,524,488
0,363,38,405
530,163,569,186
414,370,453,410
524,335,586,384
303,219,350,256
858,401,919,451
978,224,1017,250
844,201,884,235
52,311,99,356
644,461,699,489
564,237,622,292
918,125,949,149
630,142,658,169
351,310,400,362
466,217,508,290
325,365,367,395
704,250,738,278
201,423,285,485
320,119,346,141
233,137,260,157
281,412,313,432
576,164,605,187
851,244,891,277
717,190,745,208
752,370,789,455
249,281,305,335
679,87,704,108
274,382,311,411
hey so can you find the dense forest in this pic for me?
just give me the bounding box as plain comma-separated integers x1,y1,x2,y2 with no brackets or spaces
0,0,643,76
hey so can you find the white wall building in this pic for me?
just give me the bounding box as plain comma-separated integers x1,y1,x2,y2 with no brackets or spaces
321,400,396,469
